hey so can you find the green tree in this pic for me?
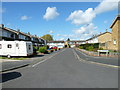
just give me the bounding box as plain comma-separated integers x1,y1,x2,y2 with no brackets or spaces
41,34,53,41
67,38,70,41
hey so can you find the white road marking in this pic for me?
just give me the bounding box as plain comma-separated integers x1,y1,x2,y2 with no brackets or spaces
32,49,66,67
75,48,89,57
73,49,119,69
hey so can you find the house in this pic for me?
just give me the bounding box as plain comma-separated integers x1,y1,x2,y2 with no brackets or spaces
86,35,99,44
109,15,120,51
0,24,47,47
95,15,120,51
17,30,31,41
0,24,18,41
98,31,112,49
68,40,86,47
38,37,47,46
47,41,65,48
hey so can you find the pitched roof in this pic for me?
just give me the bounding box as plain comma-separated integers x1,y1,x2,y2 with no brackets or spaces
86,32,111,41
110,15,120,28
47,41,65,43
69,40,86,42
3,27,18,34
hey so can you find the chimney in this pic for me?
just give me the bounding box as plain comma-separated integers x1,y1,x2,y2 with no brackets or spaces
0,24,4,28
106,29,108,32
28,32,30,35
17,29,20,32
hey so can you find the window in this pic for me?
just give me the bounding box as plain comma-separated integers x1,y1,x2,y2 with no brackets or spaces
113,39,116,45
29,45,31,50
100,43,105,46
7,44,12,48
11,34,14,38
16,43,19,47
0,44,2,49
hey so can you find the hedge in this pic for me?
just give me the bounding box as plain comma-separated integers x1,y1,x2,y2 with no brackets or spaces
79,43,99,51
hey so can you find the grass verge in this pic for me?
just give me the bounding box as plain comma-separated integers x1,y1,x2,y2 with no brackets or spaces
0,57,28,60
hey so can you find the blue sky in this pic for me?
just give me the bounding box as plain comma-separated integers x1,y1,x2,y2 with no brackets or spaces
2,1,118,40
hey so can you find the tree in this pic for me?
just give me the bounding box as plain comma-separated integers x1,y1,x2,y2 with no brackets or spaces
67,38,70,41
41,34,53,41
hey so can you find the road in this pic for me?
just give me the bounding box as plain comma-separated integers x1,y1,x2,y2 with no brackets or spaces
75,48,118,66
1,51,58,72
2,48,118,88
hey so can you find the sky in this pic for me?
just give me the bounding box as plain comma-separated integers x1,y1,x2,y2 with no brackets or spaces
1,0,119,40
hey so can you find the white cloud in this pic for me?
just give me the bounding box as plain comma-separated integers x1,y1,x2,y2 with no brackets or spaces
43,7,59,21
94,0,119,14
72,23,98,39
21,15,32,20
49,30,54,34
66,8,96,25
66,0,119,26
56,23,98,40
74,23,97,34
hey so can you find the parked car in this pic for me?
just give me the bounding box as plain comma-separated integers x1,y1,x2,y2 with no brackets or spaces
53,46,58,51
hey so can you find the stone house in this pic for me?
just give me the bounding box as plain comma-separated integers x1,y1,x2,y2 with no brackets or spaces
98,15,120,51
109,15,120,51
98,32,112,49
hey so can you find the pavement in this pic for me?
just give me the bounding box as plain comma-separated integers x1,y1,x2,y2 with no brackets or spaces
2,48,118,88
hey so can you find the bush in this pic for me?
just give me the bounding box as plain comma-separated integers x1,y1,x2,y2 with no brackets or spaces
79,43,99,51
33,46,39,51
88,46,94,51
39,46,47,53
79,46,84,49
99,47,104,50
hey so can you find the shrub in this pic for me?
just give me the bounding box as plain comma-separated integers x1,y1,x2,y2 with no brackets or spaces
39,46,47,53
88,46,94,51
79,46,84,49
99,47,104,50
33,46,39,51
